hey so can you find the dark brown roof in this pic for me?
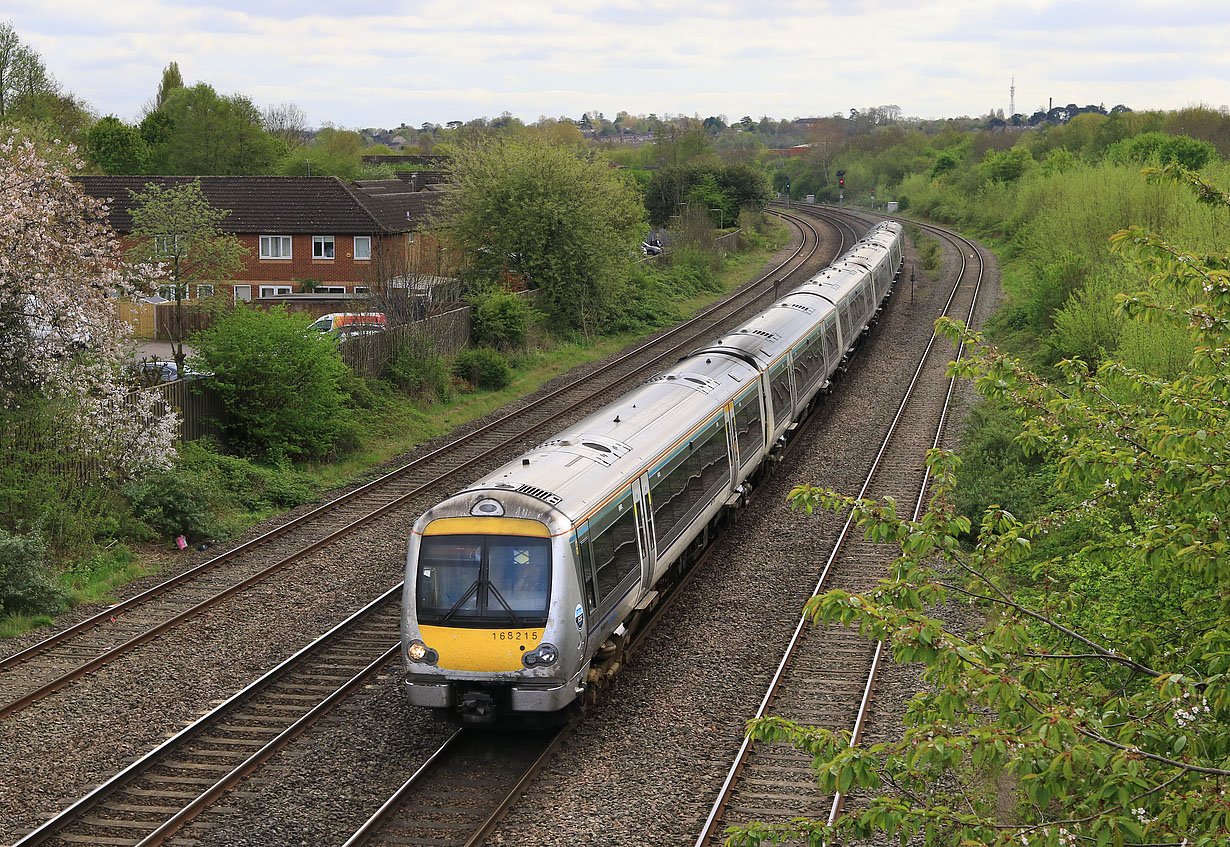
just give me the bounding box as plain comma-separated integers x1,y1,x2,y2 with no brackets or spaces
344,184,442,231
75,175,439,235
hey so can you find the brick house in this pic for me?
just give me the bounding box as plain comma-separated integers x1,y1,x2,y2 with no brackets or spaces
75,175,447,303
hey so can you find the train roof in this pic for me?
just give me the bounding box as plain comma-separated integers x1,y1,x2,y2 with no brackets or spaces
695,291,836,368
459,351,760,525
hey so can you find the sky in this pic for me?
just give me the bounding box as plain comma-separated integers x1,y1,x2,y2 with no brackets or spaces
6,0,1229,130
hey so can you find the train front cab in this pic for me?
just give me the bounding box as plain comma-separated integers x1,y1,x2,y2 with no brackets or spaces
403,508,586,722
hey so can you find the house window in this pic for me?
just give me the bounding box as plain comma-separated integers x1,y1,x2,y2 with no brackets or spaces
354,236,371,261
316,286,346,294
234,285,252,303
313,236,335,259
154,234,179,257
195,284,215,299
260,235,292,259
158,284,176,301
353,286,370,294
259,285,292,298
407,233,415,245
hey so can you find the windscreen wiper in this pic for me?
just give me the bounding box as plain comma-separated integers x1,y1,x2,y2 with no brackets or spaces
439,581,479,623
486,583,524,627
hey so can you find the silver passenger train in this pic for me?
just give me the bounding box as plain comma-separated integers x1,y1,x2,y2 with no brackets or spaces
402,221,905,721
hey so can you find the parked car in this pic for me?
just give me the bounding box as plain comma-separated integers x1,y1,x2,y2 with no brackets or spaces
130,360,212,386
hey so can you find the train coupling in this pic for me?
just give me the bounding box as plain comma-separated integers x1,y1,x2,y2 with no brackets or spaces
459,690,497,724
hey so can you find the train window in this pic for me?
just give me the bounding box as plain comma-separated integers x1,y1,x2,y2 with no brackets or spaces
792,332,825,394
732,390,764,468
416,533,550,625
822,317,840,365
487,537,552,619
649,418,732,551
769,360,792,426
576,530,597,611
589,493,641,605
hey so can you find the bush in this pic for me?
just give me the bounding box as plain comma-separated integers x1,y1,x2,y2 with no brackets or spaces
0,529,67,616
453,348,512,391
193,305,351,460
607,266,682,335
124,471,217,542
472,292,534,350
385,335,452,402
123,441,319,543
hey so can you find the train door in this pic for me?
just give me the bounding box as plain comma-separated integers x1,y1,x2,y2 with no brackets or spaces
631,475,657,588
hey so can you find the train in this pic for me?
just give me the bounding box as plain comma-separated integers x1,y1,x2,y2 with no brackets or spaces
401,219,905,722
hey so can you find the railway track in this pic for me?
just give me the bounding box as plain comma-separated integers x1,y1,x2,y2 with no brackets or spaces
694,205,988,844
0,209,842,725
8,210,867,845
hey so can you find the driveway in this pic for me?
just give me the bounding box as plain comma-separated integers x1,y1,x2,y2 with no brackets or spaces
135,340,195,362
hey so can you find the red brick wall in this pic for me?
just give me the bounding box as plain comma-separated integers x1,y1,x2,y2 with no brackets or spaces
234,233,388,285
123,230,458,299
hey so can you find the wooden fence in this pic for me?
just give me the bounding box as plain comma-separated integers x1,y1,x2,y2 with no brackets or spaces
117,301,158,337
156,379,228,443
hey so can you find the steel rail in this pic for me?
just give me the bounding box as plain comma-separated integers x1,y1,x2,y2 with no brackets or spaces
826,220,987,827
695,208,986,846
0,212,830,722
13,583,404,847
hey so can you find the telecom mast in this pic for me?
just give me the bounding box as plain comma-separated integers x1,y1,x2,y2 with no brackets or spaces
1010,77,1016,117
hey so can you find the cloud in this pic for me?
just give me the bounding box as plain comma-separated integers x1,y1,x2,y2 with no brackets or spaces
4,0,1223,128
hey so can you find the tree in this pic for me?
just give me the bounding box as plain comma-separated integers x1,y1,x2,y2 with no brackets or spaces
644,162,770,227
194,306,351,460
0,23,25,119
0,22,77,135
805,117,847,186
127,180,248,370
155,61,182,110
85,116,149,174
264,101,307,150
736,167,1230,846
980,145,1033,182
157,83,281,174
440,135,647,335
0,133,177,480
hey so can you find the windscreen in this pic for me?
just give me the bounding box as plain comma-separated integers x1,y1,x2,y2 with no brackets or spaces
416,534,551,626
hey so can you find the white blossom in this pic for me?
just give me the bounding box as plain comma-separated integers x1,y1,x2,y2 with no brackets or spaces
0,134,176,478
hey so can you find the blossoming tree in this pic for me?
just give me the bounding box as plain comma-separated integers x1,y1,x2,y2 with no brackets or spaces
0,134,178,482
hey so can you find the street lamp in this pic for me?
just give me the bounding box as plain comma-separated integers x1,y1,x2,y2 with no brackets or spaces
710,208,724,230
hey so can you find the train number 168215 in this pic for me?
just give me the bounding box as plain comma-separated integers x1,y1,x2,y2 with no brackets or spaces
492,630,541,642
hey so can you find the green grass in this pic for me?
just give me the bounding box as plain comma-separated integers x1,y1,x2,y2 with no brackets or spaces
60,545,163,606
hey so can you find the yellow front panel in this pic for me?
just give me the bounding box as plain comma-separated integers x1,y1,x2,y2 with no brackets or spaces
420,625,545,672
422,517,550,537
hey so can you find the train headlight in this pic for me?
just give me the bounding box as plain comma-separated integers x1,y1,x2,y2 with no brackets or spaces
406,640,437,664
523,643,559,668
